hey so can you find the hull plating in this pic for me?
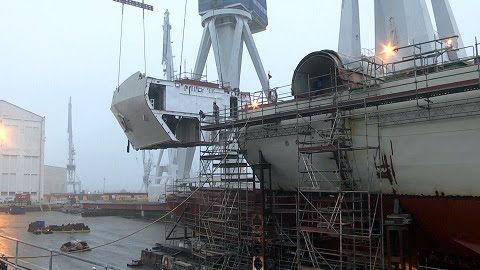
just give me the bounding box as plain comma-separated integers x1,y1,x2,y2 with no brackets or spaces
111,72,173,150
384,194,480,266
240,66,480,196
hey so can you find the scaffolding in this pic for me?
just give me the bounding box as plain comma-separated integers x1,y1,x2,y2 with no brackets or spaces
171,63,386,269
164,110,267,269
165,36,480,270
295,105,383,269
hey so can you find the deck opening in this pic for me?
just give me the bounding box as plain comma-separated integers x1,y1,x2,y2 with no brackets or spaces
148,83,166,110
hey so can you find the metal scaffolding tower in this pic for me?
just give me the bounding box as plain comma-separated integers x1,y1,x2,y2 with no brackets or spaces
166,111,266,269
295,105,383,269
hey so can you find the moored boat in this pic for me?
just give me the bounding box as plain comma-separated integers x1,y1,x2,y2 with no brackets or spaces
47,223,90,233
8,206,26,215
60,240,90,253
28,221,45,232
126,260,143,267
28,222,90,234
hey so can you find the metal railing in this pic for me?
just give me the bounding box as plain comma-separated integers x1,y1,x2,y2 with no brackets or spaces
0,234,123,270
199,36,480,128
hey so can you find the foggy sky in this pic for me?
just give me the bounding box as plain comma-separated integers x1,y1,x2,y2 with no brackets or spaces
0,0,478,192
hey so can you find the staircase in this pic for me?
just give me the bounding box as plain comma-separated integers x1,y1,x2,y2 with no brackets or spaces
187,123,260,269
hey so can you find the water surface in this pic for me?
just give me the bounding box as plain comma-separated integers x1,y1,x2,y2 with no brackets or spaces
0,211,166,269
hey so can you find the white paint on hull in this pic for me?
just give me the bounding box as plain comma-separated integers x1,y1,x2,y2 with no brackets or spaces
111,72,174,150
349,95,480,196
111,72,239,150
242,117,337,191
240,66,480,196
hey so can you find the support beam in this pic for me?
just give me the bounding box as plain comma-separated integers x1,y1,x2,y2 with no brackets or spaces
374,0,410,67
162,10,174,80
403,0,436,66
227,16,246,88
112,0,153,11
338,0,361,59
207,19,225,85
431,0,467,60
183,147,196,179
242,19,269,93
193,25,212,80
193,9,268,95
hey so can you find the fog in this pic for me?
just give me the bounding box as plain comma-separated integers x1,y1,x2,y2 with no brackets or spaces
0,0,477,191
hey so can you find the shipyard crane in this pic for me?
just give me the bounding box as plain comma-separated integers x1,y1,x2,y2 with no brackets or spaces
67,97,81,193
148,9,197,202
193,0,270,97
338,0,466,63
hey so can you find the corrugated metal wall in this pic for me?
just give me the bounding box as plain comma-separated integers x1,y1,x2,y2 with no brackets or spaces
0,101,44,202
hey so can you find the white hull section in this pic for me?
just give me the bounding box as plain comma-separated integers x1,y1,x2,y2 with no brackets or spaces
111,72,240,150
111,72,173,149
353,113,480,196
242,93,480,195
353,90,480,196
240,64,480,196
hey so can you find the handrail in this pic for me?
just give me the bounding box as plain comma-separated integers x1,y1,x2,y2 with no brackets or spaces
0,234,123,270
228,36,480,115
204,74,477,131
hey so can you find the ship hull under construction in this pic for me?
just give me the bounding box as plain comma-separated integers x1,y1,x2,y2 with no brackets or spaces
238,53,480,196
229,49,480,267
242,89,480,196
383,194,480,265
110,38,480,270
155,47,480,269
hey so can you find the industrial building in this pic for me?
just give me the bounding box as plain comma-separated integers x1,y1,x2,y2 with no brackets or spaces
0,100,45,202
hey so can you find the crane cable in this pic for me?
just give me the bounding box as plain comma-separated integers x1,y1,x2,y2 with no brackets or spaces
179,0,188,76
6,118,253,262
3,165,210,261
117,1,148,90
116,3,125,89
142,0,147,75
84,118,252,251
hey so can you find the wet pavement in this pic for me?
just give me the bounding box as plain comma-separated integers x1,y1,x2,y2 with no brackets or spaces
0,211,166,270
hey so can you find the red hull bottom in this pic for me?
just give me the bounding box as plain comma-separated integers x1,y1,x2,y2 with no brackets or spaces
171,191,480,268
384,195,480,268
